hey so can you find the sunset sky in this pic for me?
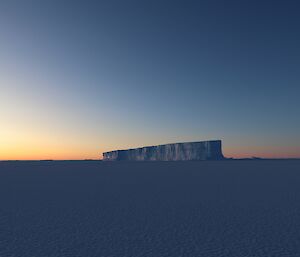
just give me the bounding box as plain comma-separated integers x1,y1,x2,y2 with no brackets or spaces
1,0,299,160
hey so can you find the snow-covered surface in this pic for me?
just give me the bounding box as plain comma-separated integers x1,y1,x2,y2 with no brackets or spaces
1,160,300,257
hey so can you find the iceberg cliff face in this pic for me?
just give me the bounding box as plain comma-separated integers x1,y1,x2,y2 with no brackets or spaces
103,140,224,161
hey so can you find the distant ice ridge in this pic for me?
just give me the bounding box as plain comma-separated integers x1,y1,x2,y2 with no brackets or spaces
103,140,224,161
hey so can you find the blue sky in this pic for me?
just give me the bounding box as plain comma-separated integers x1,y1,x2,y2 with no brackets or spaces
0,0,299,159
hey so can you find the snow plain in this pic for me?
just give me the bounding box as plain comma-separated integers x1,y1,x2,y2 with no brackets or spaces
0,160,300,257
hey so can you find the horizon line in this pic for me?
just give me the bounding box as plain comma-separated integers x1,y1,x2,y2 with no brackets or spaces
1,157,300,162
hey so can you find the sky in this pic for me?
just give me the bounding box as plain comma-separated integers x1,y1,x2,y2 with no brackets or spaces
0,0,299,160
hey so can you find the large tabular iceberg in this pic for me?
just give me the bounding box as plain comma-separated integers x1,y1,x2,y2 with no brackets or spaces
103,140,224,161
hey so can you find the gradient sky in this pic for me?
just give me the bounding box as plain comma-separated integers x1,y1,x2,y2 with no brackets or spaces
0,0,299,160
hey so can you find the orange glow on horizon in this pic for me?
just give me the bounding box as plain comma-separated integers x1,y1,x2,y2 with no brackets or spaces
0,147,104,161
1,128,299,160
0,128,104,160
1,146,299,161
